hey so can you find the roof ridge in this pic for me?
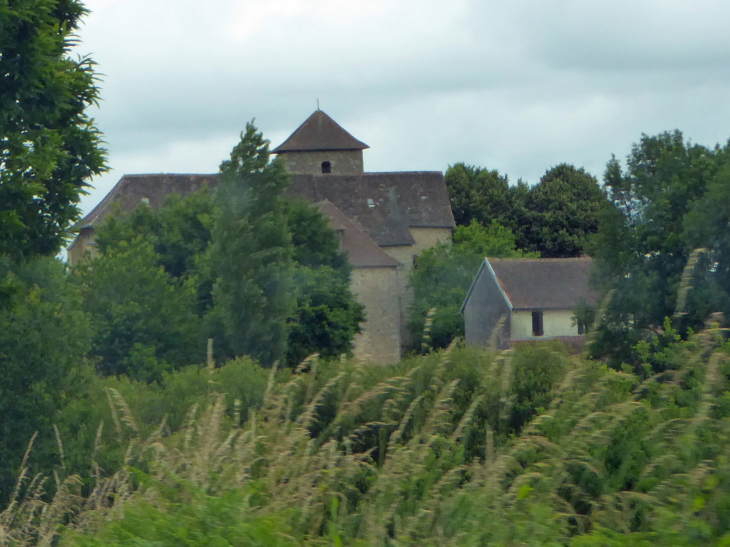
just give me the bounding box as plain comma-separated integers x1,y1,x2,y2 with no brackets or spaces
121,173,219,178
487,256,593,261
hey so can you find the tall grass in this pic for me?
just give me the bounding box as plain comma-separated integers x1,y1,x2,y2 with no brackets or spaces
1,328,729,546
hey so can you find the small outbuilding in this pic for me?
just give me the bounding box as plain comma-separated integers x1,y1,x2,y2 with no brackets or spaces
461,257,598,349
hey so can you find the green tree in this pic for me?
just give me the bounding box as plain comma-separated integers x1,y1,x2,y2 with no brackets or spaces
0,256,91,503
284,198,365,367
91,189,365,369
74,237,204,383
445,163,513,228
683,164,730,319
95,190,217,314
286,198,349,272
287,265,365,367
0,0,106,259
444,163,604,258
591,131,730,366
517,164,606,257
211,123,294,366
408,220,537,351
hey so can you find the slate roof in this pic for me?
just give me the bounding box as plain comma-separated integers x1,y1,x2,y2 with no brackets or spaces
315,201,401,268
77,173,218,229
75,171,455,247
272,110,369,153
476,257,598,310
288,172,454,246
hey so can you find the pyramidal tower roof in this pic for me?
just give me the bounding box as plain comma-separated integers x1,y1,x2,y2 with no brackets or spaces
272,110,369,153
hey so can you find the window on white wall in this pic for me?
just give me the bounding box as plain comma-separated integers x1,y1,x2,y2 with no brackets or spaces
532,311,544,337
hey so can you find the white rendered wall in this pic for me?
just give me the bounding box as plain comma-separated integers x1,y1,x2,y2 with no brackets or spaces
510,309,580,340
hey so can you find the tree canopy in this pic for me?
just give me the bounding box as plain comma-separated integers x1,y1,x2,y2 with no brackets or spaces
283,198,365,367
591,131,730,366
445,163,513,228
444,162,606,258
0,256,91,503
517,164,606,257
0,0,106,259
74,237,205,383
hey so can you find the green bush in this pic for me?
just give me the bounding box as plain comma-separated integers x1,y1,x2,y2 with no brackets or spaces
54,357,269,483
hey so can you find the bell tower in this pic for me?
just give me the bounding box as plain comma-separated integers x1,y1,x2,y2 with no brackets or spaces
272,110,369,175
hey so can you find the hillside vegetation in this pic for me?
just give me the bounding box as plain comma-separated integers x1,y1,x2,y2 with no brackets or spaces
1,324,729,547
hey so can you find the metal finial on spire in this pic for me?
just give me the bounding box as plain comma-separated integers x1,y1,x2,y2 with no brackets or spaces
317,98,320,110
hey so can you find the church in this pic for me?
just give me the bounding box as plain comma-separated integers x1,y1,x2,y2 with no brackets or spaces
68,110,455,363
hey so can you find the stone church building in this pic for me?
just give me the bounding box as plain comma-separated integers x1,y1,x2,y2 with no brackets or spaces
68,110,455,363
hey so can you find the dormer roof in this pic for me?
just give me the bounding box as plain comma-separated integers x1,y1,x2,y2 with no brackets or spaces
272,110,369,153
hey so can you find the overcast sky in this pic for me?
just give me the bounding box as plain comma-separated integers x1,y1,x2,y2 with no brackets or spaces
76,0,730,215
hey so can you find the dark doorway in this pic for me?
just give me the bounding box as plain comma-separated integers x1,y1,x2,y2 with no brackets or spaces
321,161,331,173
532,311,544,337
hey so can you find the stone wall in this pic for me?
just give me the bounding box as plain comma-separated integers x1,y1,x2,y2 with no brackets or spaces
67,228,97,266
349,266,402,364
279,150,364,174
380,227,452,350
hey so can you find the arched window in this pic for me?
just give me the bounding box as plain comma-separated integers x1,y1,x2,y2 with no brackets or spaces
321,161,331,173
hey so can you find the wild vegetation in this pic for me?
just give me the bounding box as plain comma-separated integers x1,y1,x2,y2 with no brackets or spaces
3,3,730,546
1,323,729,547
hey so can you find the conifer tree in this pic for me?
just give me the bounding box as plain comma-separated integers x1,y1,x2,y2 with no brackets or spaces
211,123,295,366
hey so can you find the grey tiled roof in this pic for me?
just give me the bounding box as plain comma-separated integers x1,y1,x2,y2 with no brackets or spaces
288,172,455,246
272,110,369,153
77,173,218,229
488,257,598,310
315,200,401,268
76,171,455,247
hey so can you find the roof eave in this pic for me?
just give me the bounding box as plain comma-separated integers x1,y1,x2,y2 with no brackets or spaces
272,145,369,154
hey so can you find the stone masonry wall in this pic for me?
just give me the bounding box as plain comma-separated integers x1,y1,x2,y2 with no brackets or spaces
350,267,402,364
67,228,97,266
279,150,364,174
380,227,453,350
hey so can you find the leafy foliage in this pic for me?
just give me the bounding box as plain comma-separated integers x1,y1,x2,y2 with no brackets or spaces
73,237,204,382
54,356,269,482
209,123,295,366
683,164,730,325
445,162,606,258
0,256,91,504
518,164,606,257
445,162,514,228
284,198,365,367
95,190,217,314
89,146,363,369
0,0,106,259
591,131,730,366
287,265,365,367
